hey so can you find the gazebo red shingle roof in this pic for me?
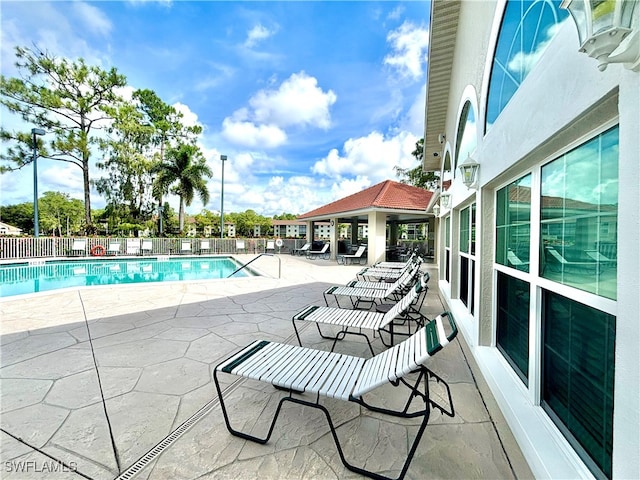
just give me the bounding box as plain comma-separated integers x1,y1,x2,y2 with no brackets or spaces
298,180,433,219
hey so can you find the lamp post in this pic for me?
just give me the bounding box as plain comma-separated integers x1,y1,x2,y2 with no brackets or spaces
31,128,45,237
220,155,227,239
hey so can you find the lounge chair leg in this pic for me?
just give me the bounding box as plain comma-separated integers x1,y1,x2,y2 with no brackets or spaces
214,369,287,444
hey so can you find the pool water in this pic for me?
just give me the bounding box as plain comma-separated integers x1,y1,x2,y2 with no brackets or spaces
0,257,250,298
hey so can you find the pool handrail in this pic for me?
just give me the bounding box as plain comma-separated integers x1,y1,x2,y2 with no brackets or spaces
228,253,280,279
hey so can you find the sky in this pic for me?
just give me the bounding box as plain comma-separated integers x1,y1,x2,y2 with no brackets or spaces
0,0,431,217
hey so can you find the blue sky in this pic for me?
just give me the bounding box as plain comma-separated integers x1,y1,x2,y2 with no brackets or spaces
1,1,431,217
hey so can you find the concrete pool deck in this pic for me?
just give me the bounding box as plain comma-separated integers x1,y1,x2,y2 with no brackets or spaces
1,254,533,479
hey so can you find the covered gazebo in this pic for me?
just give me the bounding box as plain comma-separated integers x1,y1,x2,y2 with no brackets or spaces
297,180,435,265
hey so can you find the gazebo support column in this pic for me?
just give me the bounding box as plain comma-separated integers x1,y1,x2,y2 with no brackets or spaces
351,220,358,250
389,222,399,248
329,217,339,261
367,211,386,265
306,221,313,246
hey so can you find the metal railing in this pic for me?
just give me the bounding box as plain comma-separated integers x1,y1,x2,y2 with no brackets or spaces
0,237,309,261
228,253,281,278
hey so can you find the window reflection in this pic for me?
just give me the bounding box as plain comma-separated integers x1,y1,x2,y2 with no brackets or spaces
486,0,568,129
455,101,477,172
540,126,618,300
496,174,532,272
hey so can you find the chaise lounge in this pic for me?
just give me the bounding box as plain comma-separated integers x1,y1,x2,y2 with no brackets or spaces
336,245,367,265
293,273,429,351
323,262,425,309
214,312,457,480
305,243,329,260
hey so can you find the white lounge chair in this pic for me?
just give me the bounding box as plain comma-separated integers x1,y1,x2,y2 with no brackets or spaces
141,239,153,255
292,242,311,256
293,273,429,351
70,239,87,256
126,238,140,255
200,240,211,254
214,312,457,480
373,251,417,269
356,256,422,281
107,241,121,256
323,264,425,310
305,243,329,259
507,249,528,270
545,247,598,272
180,241,192,255
336,245,367,265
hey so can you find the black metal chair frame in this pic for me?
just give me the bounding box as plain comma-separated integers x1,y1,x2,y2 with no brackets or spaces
214,362,454,480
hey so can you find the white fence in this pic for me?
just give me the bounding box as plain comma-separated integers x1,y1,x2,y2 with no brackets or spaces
0,237,308,261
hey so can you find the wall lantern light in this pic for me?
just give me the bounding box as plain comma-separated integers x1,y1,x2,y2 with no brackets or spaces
561,0,640,71
433,204,441,217
440,191,452,209
458,154,480,189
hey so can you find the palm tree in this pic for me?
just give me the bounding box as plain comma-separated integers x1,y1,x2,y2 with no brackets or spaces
153,144,212,233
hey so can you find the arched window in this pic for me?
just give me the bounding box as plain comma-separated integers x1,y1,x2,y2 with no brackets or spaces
455,100,477,173
486,0,568,130
442,151,452,182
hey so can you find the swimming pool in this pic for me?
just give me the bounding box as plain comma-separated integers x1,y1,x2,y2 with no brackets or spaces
0,257,251,298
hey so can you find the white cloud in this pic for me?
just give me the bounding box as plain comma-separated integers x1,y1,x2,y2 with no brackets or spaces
74,2,112,37
220,71,336,148
507,21,566,76
312,130,419,184
384,21,429,80
249,72,337,129
331,176,373,199
387,6,405,21
173,102,201,128
244,24,276,48
221,118,287,148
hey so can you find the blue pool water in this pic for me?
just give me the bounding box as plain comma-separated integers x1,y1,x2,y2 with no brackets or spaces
0,257,250,298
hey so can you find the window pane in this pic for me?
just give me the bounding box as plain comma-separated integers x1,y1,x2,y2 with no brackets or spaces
496,272,530,383
460,256,469,307
455,101,477,172
471,203,477,255
542,290,615,478
486,0,568,129
445,216,450,248
460,207,470,253
540,127,618,300
496,174,532,271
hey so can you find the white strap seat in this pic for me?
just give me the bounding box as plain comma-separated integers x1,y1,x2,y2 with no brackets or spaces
294,273,429,350
214,312,457,480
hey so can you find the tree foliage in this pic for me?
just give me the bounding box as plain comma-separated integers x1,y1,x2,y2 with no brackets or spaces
95,101,156,226
228,210,272,237
394,138,438,190
0,46,127,231
154,144,212,233
39,191,84,236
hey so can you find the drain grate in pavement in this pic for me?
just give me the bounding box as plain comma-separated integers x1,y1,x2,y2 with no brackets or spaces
114,385,231,480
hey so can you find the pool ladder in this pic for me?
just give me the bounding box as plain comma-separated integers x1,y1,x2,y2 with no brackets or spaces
228,253,281,279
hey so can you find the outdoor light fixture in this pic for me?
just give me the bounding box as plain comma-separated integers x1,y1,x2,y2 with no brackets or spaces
433,204,441,217
31,128,46,237
440,191,452,209
458,154,480,189
220,155,227,239
561,0,640,71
